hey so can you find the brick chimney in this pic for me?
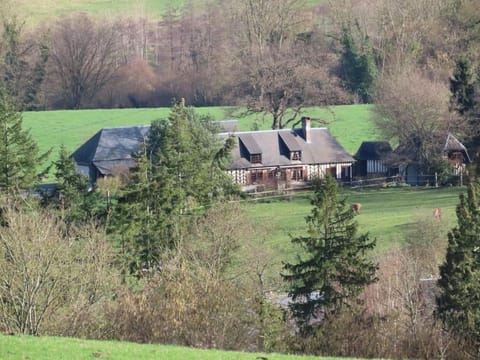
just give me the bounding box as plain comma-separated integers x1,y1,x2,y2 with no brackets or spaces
302,117,311,143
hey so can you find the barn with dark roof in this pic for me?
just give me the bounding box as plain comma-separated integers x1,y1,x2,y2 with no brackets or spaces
72,120,239,184
353,141,393,177
391,132,471,185
72,125,150,183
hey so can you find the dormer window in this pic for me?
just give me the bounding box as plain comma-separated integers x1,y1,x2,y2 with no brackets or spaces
250,153,262,163
291,151,301,161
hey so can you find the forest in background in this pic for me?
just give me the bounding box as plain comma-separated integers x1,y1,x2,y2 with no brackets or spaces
0,1,477,112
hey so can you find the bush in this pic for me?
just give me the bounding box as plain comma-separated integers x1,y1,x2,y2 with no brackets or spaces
0,201,119,336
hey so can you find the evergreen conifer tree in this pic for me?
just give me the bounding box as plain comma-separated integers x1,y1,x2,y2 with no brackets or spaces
437,180,480,353
54,145,89,205
23,40,49,110
0,89,50,194
1,19,26,103
450,57,475,115
0,19,48,109
52,145,105,228
282,175,377,334
113,149,163,275
112,100,236,276
339,27,378,103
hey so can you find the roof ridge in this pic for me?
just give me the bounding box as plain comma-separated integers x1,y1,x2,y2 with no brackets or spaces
219,127,328,135
100,124,151,130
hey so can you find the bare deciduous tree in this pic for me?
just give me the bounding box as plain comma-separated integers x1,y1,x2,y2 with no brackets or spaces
374,68,462,173
48,14,120,109
328,0,460,79
101,57,161,108
107,202,260,349
225,0,338,129
0,201,118,335
236,45,317,129
359,212,455,359
154,3,234,106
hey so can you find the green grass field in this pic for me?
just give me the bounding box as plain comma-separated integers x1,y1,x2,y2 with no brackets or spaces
15,0,327,26
24,104,376,180
242,186,463,279
0,334,357,360
16,0,201,25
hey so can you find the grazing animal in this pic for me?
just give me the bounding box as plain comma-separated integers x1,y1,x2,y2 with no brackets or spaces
352,203,362,214
433,207,442,220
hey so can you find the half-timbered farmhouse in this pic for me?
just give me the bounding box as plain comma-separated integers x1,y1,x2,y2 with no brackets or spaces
71,117,354,189
223,117,355,190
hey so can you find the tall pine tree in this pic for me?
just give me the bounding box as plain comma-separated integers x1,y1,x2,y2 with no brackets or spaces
449,57,480,175
282,175,377,334
339,26,378,103
437,180,480,354
52,145,106,229
1,19,27,103
112,100,236,276
450,57,475,115
0,89,50,194
0,19,49,109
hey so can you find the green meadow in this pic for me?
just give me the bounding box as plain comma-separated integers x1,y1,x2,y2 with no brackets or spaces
16,0,327,26
24,104,376,178
242,186,463,278
246,186,461,252
17,0,201,26
0,334,357,360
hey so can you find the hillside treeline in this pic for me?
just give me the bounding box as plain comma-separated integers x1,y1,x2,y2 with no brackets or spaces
0,0,479,113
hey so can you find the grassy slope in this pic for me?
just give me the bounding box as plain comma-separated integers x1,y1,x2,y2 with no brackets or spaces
17,0,194,25
24,104,375,177
16,0,327,25
244,186,463,275
0,334,356,360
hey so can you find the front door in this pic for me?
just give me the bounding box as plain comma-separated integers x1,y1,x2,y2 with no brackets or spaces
291,168,304,181
326,166,337,178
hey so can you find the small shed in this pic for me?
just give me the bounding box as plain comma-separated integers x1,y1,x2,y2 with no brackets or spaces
394,133,471,185
354,141,393,177
443,133,471,174
71,125,150,184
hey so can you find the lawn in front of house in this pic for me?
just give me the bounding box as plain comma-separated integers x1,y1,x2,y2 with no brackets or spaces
242,185,462,283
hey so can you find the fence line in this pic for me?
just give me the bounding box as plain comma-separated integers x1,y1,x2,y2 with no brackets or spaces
231,173,465,202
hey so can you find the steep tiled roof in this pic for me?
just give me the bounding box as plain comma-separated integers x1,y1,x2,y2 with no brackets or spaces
72,125,150,176
355,141,393,161
222,128,354,170
443,132,471,163
279,131,302,152
72,121,353,179
71,120,240,177
72,125,150,164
